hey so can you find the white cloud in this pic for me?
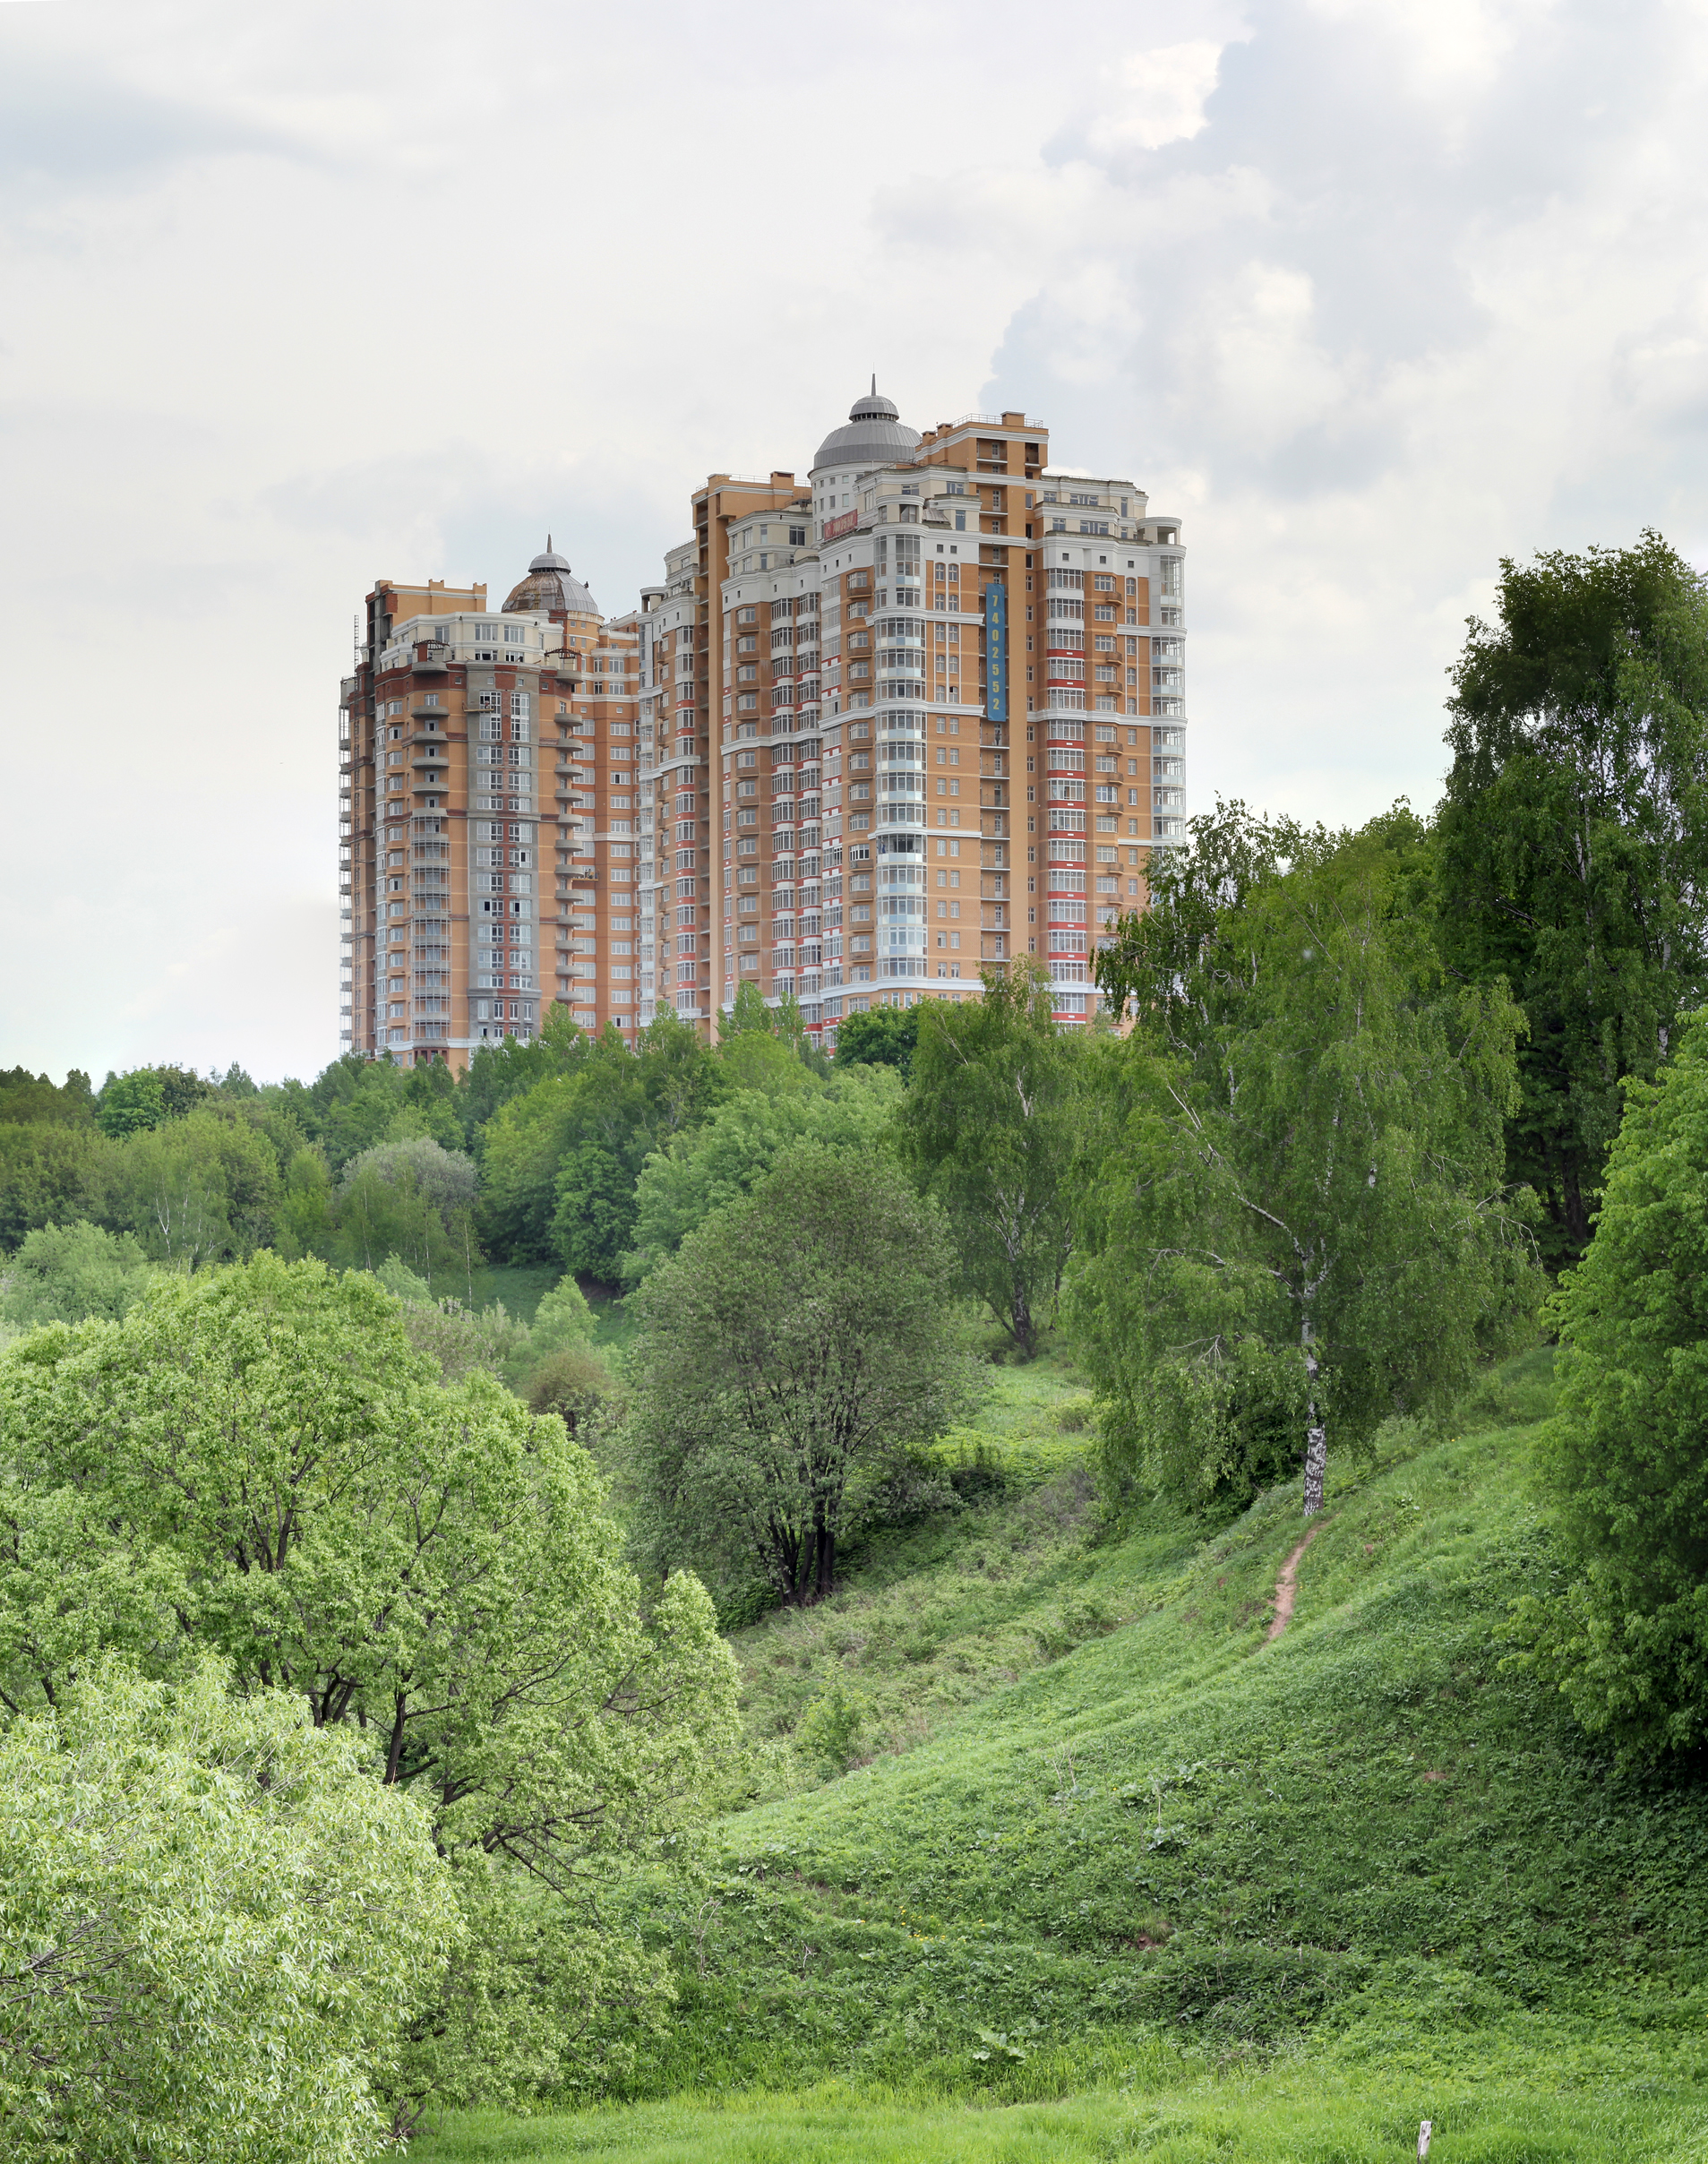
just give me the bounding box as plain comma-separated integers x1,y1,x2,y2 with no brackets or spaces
1086,41,1233,154
978,0,1708,841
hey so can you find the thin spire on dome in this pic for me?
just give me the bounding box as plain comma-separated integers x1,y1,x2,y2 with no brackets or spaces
812,381,918,469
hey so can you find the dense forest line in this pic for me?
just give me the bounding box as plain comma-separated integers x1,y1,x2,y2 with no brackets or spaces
0,992,905,1297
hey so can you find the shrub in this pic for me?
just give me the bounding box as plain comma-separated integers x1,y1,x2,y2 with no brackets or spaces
527,1345,614,1439
794,1680,871,1778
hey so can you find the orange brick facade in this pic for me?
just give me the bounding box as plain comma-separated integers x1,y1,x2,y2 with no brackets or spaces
337,393,1186,1063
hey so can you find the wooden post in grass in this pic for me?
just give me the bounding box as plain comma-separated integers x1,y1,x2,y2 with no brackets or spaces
1418,2121,1432,2158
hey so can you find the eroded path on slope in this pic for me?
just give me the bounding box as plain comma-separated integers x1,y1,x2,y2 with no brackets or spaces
1266,1516,1333,1642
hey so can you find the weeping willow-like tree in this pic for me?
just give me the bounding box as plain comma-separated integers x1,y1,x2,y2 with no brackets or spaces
899,961,1087,1359
1079,805,1541,1517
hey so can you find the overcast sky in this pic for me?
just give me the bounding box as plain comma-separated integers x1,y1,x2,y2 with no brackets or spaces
3,0,1705,1086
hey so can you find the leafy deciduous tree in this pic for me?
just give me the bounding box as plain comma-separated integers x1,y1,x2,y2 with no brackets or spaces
114,1105,280,1266
528,1274,599,1358
628,1150,969,1607
623,1066,902,1283
1514,1015,1708,1758
0,1069,94,1129
336,1135,480,1284
1437,535,1708,1265
0,1222,153,1329
0,1659,457,2164
833,1004,919,1079
0,1127,115,1253
94,1065,212,1139
0,1255,741,2113
479,1016,724,1278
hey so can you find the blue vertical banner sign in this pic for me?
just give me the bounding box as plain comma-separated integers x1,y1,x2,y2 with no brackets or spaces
983,579,1008,725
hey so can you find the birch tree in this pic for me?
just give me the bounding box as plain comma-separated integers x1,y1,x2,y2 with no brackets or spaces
1078,808,1539,1517
900,960,1085,1358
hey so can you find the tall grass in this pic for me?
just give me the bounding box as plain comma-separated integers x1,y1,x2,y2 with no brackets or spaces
420,2072,1708,2162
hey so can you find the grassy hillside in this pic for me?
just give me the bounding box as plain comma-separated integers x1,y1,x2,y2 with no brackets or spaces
455,1264,639,1356
418,1349,1708,2161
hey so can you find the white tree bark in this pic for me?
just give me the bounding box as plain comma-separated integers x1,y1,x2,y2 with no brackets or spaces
1302,1321,1326,1517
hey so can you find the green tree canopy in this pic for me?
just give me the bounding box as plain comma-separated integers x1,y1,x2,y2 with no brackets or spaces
457,1009,588,1139
93,1069,166,1139
335,1135,480,1284
295,1052,467,1174
0,1659,457,2163
1077,808,1540,1516
720,980,782,1039
274,1142,336,1261
1514,1015,1708,1758
1436,535,1708,1266
833,1004,919,1079
479,1015,724,1279
718,983,824,1072
113,1104,280,1266
0,1069,94,1128
623,1065,902,1283
900,963,1086,1358
0,1221,153,1328
0,1125,114,1252
342,1135,476,1220
717,1026,823,1098
95,1065,213,1139
527,1273,599,1359
0,1254,741,2112
628,1149,970,1608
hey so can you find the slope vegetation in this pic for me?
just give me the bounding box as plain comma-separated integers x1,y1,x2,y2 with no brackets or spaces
422,1350,1708,2160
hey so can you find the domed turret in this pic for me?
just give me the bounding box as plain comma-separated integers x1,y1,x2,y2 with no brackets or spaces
503,535,600,621
811,378,921,475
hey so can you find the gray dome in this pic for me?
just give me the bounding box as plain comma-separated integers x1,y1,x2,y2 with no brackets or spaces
811,381,920,474
504,535,599,619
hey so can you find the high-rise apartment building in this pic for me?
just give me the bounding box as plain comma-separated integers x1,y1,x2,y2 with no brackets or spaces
339,548,643,1066
336,388,1186,1065
631,388,1186,1045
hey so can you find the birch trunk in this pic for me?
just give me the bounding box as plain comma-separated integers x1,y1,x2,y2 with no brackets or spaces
1302,1321,1326,1518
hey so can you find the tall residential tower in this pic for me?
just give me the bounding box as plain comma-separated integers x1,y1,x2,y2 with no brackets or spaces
631,389,1186,1047
336,389,1186,1065
339,548,645,1066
